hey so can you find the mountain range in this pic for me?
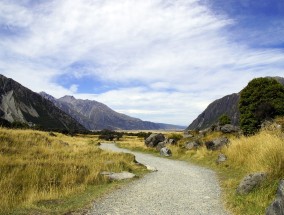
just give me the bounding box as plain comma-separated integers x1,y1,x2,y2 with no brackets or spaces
0,74,185,131
39,92,185,130
2,73,281,132
0,74,86,131
186,76,284,130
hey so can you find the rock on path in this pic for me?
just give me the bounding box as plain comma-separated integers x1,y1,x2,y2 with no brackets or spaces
88,143,229,215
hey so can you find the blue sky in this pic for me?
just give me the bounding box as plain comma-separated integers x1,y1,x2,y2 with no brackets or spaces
0,0,283,125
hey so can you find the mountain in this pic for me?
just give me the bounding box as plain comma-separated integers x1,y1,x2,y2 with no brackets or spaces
187,93,240,130
0,74,86,131
186,77,284,131
40,92,185,130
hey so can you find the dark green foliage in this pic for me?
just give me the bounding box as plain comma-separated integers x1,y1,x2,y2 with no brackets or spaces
239,77,284,135
218,114,231,126
135,132,153,139
98,129,123,141
167,133,183,142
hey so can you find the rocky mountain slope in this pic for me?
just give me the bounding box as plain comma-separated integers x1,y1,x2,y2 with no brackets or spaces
187,93,240,130
40,92,185,130
187,77,284,130
0,74,86,131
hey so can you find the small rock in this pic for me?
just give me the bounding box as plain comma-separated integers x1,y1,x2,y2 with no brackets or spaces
266,179,284,215
160,147,172,157
236,172,267,195
168,139,177,145
184,141,199,150
205,137,229,150
216,153,227,164
101,171,136,181
145,165,158,172
220,124,240,133
183,134,194,138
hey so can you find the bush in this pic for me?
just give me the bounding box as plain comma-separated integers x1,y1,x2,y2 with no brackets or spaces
218,114,231,126
167,133,183,141
239,77,284,135
98,129,123,141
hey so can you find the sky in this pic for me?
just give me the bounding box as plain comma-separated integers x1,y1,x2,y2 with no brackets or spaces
0,0,283,126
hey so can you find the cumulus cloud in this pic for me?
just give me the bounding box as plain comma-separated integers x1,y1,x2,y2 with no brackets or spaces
0,0,283,125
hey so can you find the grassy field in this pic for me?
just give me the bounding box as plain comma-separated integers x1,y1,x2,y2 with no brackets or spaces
0,128,147,214
116,119,284,215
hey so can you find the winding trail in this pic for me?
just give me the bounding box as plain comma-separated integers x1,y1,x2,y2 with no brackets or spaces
88,144,229,215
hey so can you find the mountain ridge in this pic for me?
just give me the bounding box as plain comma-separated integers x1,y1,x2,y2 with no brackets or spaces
40,92,185,130
0,74,86,131
186,77,284,131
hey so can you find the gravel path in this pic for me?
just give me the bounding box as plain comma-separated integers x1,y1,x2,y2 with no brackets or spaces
88,143,229,215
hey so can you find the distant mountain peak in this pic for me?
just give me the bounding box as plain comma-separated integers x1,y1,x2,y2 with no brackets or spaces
59,95,76,102
43,93,185,130
39,92,57,103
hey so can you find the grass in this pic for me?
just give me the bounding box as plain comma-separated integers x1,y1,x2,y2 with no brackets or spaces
115,120,284,215
0,128,147,214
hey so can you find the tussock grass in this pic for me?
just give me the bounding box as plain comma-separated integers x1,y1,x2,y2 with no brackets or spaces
225,130,284,177
0,128,145,214
116,120,284,215
117,136,156,154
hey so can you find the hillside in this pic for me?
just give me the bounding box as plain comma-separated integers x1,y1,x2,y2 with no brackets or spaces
187,93,240,130
187,77,284,130
0,74,86,131
40,92,185,130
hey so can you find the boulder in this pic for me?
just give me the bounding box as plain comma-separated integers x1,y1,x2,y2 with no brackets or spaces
183,134,194,138
221,124,240,133
184,141,199,150
145,133,165,147
266,179,284,215
101,171,136,181
160,147,172,157
216,153,227,164
205,137,229,150
168,139,177,145
156,141,166,151
236,172,267,195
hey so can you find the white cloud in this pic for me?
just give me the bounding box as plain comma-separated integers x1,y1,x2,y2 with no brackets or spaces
0,0,284,125
69,84,78,93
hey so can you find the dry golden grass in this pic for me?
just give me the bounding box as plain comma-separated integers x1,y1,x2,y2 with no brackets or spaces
116,121,284,215
117,136,156,154
0,128,144,214
224,130,284,177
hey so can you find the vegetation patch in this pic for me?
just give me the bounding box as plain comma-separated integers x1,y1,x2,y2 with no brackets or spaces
116,119,284,215
239,77,284,135
0,128,147,214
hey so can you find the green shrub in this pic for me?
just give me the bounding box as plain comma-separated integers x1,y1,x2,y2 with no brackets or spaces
218,114,231,126
239,77,284,135
167,133,183,141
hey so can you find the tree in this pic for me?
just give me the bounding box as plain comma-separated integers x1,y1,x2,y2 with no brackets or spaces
239,77,284,135
218,114,231,126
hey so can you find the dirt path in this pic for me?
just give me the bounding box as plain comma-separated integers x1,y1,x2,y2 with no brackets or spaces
87,143,229,215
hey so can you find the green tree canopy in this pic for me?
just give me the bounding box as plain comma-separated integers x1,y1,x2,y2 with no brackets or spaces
239,77,284,135
218,114,231,126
